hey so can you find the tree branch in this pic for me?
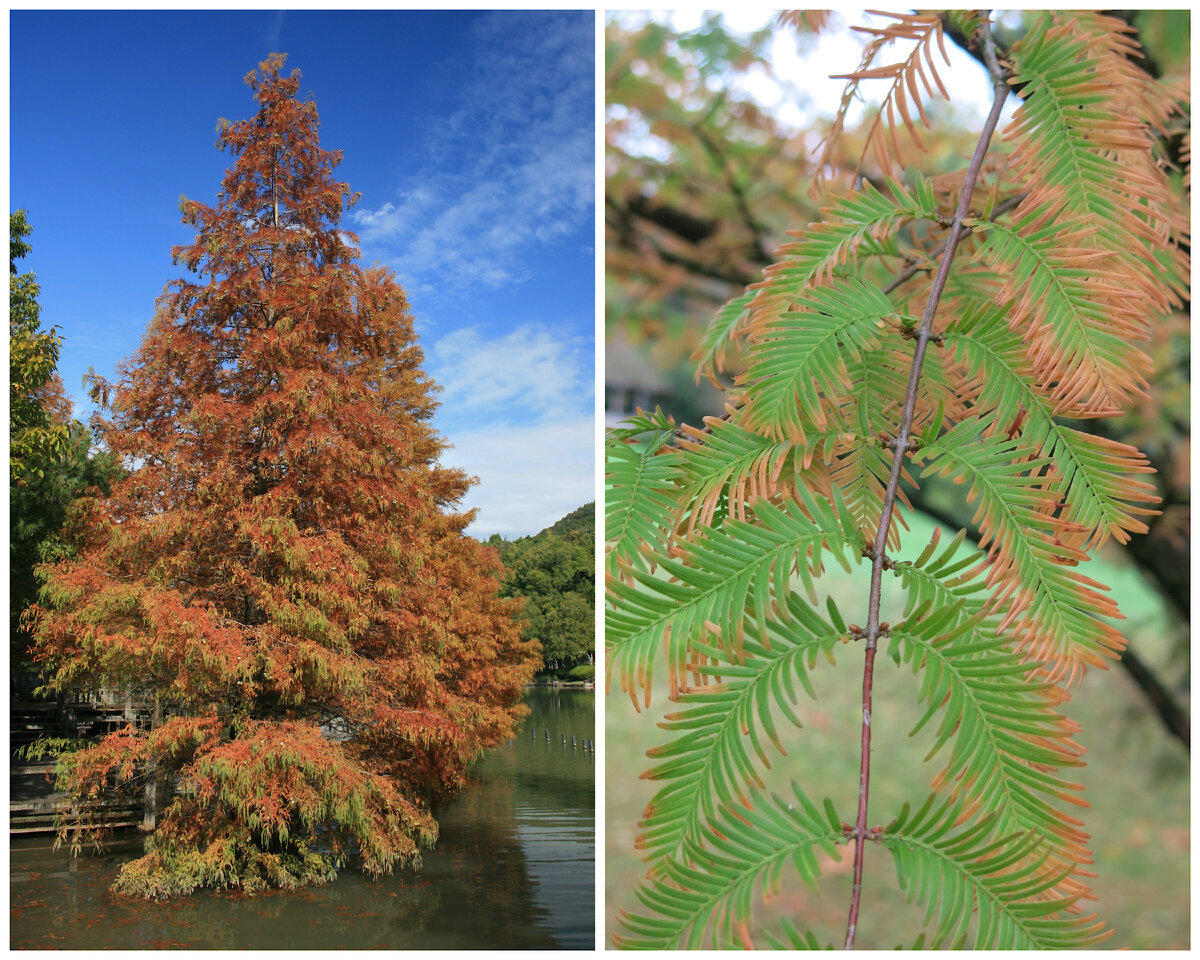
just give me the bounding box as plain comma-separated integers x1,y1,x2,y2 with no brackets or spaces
881,193,1025,295
691,123,774,264
1119,643,1190,750
943,10,1167,84
606,201,753,287
843,21,1010,950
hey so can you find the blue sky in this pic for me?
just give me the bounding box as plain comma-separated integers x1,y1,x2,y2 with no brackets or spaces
10,10,596,538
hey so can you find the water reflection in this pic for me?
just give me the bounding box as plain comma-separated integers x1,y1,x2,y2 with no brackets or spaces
10,686,594,950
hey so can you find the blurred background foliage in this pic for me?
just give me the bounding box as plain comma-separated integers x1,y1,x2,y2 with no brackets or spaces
605,9,1188,948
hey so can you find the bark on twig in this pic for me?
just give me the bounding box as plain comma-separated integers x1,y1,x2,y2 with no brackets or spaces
843,22,1010,950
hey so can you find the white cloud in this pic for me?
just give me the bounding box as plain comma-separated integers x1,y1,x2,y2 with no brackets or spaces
444,416,595,539
428,323,591,419
425,320,594,538
350,12,596,539
352,11,594,298
265,11,285,51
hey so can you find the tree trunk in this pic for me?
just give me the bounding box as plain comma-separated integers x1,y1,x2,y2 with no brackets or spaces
142,694,163,830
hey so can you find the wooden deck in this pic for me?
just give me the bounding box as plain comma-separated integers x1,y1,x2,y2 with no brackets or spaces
10,699,147,836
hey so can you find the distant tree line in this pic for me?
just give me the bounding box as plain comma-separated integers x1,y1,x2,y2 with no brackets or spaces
491,502,595,676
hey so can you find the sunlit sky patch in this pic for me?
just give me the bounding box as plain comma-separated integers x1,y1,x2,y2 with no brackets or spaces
10,10,595,538
608,10,1017,153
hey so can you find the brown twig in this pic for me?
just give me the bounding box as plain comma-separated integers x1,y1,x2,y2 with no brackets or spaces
694,190,1026,435
881,192,1025,296
842,21,1010,950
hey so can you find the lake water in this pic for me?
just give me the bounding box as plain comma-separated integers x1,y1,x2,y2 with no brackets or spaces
10,686,594,949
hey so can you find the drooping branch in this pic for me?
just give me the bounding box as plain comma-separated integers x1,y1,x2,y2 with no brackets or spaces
843,21,1011,950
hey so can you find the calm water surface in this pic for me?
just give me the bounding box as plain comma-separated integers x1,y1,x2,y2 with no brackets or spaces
10,686,594,949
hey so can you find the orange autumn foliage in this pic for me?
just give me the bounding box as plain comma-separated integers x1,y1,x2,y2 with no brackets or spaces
29,53,540,898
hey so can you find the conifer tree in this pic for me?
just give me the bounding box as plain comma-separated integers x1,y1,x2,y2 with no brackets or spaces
29,54,539,898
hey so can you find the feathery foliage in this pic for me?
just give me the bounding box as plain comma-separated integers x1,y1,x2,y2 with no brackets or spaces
29,54,539,898
606,9,1187,949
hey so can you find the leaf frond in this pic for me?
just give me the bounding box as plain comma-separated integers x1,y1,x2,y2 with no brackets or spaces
884,796,1112,949
916,421,1126,684
616,783,845,950
941,299,1159,548
605,491,864,707
829,435,911,550
605,409,684,578
693,289,757,383
739,176,937,339
893,533,1095,900
970,217,1152,415
740,277,908,443
674,417,803,531
1002,12,1188,375
636,594,841,866
827,13,953,179
761,916,833,949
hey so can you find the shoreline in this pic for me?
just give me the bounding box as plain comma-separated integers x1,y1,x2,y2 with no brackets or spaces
527,679,594,689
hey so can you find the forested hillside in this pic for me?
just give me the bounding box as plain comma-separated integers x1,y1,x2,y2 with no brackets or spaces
493,503,595,675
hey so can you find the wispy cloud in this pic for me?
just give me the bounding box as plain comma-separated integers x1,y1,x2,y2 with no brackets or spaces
353,12,596,538
265,10,285,51
444,417,594,539
352,11,594,300
429,323,591,422
426,322,594,538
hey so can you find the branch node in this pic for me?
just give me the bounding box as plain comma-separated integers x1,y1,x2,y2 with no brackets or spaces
884,435,920,455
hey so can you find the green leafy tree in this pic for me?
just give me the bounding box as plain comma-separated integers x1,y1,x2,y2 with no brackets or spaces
538,592,593,669
10,210,70,485
12,416,121,672
607,10,1187,949
9,211,121,672
498,503,595,670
